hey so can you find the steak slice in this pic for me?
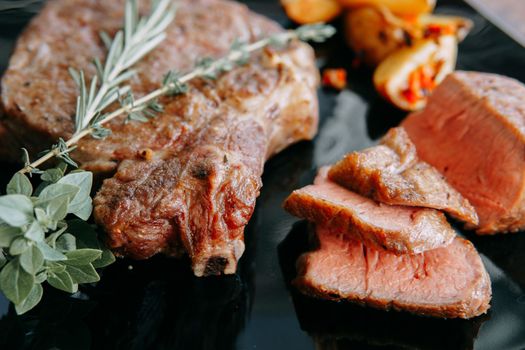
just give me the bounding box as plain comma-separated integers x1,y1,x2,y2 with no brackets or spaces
328,127,478,226
1,0,319,276
294,226,491,319
402,71,525,234
283,167,455,254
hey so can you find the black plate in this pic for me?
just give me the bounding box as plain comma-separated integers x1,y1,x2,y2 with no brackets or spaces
1,1,525,349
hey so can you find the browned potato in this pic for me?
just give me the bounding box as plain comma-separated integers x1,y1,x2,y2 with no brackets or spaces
417,14,473,41
344,7,413,66
338,0,435,16
281,0,343,24
373,35,457,111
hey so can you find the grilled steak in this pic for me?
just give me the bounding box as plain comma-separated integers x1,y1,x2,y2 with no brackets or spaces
294,226,491,319
1,0,319,275
402,71,525,234
328,127,478,226
283,167,455,254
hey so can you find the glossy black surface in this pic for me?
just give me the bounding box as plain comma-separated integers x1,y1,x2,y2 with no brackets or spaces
1,1,525,349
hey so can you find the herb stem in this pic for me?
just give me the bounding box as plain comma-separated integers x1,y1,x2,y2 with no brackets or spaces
19,24,335,175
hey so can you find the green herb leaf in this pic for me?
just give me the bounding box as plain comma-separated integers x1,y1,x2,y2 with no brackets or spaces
35,271,47,284
0,250,6,269
0,224,21,247
0,259,34,304
34,207,59,231
36,242,67,261
0,195,33,227
46,261,66,274
24,220,45,242
9,237,30,256
19,245,44,275
40,168,64,183
92,249,116,268
57,172,93,220
6,173,33,196
15,283,43,315
45,225,68,248
36,183,79,208
47,270,77,293
64,249,102,266
45,197,70,221
64,263,100,284
56,233,77,252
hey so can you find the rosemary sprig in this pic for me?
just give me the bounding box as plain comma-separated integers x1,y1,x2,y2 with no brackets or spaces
70,0,176,133
19,23,335,174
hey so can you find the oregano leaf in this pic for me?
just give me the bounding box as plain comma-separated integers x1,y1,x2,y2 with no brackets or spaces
9,237,30,256
36,242,67,261
0,250,6,269
36,183,79,209
47,270,76,293
64,263,100,284
64,249,102,266
34,207,49,225
45,225,68,249
40,168,64,183
24,220,45,242
92,249,116,269
35,271,47,284
15,283,43,315
0,195,33,227
0,259,34,304
56,233,77,252
6,173,33,197
45,197,70,221
46,262,66,274
19,245,44,275
57,172,93,220
0,224,21,247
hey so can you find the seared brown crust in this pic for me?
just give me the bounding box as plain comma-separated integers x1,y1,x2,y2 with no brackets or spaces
283,167,455,255
294,226,492,319
2,0,319,276
403,71,525,234
328,127,479,226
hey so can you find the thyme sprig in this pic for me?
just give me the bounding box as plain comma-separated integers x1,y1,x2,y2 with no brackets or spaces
19,23,335,174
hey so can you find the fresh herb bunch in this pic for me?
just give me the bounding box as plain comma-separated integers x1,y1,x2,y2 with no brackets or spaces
0,167,114,314
0,0,177,315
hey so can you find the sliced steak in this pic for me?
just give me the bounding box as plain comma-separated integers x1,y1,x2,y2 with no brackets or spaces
402,71,525,234
294,226,491,319
283,167,455,254
1,0,319,276
328,127,478,226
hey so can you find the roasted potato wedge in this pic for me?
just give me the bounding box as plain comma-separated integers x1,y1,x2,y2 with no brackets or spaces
418,14,473,41
338,0,435,16
281,0,342,24
373,35,457,111
344,7,413,66
345,8,471,67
